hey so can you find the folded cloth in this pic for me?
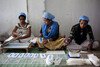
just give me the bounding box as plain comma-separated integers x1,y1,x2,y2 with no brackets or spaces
68,51,80,58
67,43,82,53
88,54,100,66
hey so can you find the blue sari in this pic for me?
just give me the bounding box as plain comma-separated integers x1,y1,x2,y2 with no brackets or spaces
41,21,59,40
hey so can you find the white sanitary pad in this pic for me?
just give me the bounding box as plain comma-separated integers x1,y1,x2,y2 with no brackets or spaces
33,54,39,59
40,54,46,59
46,55,54,65
67,58,92,65
68,51,80,58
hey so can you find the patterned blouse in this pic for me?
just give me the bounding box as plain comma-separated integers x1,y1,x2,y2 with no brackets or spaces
69,23,94,45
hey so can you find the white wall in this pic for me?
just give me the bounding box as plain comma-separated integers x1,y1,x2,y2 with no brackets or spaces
0,0,45,36
0,0,100,41
45,0,100,40
27,0,45,36
0,0,27,34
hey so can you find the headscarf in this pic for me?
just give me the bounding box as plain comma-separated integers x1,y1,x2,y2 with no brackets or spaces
42,12,55,20
79,15,89,22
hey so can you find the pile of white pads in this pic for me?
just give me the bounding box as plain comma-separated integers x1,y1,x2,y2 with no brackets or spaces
67,54,100,66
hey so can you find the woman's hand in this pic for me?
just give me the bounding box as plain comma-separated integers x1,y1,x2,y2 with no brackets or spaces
12,26,18,37
64,38,72,45
14,36,22,40
12,32,19,37
43,39,48,44
88,41,93,50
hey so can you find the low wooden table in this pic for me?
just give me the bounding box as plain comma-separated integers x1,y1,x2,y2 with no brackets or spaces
2,43,31,53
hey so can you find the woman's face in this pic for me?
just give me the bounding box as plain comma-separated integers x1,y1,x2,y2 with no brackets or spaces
43,18,51,25
80,20,88,29
19,16,25,23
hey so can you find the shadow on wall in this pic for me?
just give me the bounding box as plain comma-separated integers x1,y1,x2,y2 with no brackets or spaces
0,32,10,43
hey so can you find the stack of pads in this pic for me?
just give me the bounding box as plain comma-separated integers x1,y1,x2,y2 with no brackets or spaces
67,46,100,67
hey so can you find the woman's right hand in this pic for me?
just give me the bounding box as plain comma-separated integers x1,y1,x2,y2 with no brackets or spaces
39,33,43,37
43,39,48,44
12,32,19,37
64,38,72,45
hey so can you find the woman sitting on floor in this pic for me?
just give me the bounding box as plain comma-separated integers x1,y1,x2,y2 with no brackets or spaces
65,16,99,51
36,12,66,50
3,12,32,46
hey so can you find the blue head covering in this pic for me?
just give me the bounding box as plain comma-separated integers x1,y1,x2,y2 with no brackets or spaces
19,12,26,17
19,12,26,19
42,12,55,20
79,15,89,22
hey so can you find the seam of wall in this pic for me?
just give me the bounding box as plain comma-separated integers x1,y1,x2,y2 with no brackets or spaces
26,0,29,23
26,0,46,22
43,0,46,12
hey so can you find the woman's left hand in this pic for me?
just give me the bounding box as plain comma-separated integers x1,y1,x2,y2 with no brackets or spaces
15,36,21,40
88,41,93,50
43,39,48,44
